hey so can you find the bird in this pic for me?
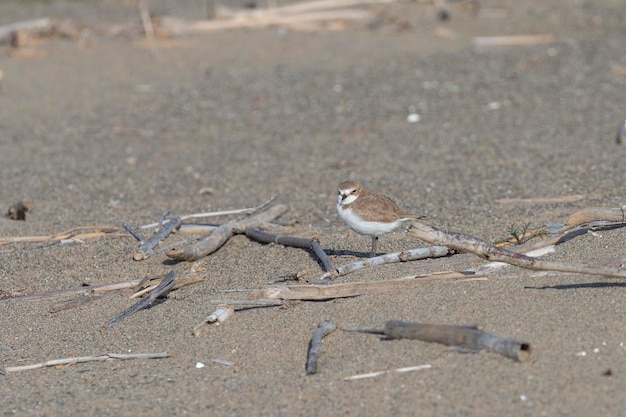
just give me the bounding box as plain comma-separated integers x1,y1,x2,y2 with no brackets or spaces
336,180,424,257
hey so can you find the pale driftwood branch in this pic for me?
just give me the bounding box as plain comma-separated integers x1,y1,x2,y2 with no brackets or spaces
166,204,288,261
192,305,235,336
101,270,176,330
139,208,254,229
308,245,452,284
495,194,584,204
344,364,432,380
0,225,124,246
409,221,626,279
242,228,333,272
344,321,531,362
4,352,169,373
156,9,370,34
305,320,336,375
473,34,556,47
247,271,479,301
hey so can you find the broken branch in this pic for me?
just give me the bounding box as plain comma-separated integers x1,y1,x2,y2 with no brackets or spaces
243,228,333,272
344,321,531,362
166,204,288,261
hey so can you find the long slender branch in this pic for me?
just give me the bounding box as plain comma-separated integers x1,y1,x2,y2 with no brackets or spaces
409,222,626,279
4,352,169,373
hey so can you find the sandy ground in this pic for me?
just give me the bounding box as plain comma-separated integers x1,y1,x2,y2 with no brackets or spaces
1,0,626,415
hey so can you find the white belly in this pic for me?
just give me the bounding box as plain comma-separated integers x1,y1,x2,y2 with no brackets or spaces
337,206,406,237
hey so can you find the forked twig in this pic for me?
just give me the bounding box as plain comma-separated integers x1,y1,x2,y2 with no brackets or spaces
166,201,287,261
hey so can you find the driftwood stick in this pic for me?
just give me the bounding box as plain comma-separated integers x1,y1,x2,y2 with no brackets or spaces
308,245,452,284
166,204,287,261
209,298,285,306
101,270,176,330
344,364,432,381
305,320,336,375
409,222,626,279
134,217,182,260
243,228,333,272
4,352,169,373
248,271,478,301
383,321,531,362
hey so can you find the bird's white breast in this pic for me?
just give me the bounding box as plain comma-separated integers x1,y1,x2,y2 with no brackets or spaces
337,206,406,236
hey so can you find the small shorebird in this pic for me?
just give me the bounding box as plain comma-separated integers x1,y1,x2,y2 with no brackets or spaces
336,180,424,257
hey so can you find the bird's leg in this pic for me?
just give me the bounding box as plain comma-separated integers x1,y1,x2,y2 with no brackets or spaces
370,236,378,258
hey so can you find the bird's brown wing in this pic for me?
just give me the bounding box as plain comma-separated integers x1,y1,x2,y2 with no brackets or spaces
357,190,422,222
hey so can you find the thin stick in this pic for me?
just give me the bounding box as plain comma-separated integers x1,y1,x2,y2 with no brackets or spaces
409,222,626,279
50,294,103,313
344,364,432,381
0,226,123,246
243,228,333,272
473,34,556,47
247,271,479,301
305,320,336,375
4,352,169,373
101,270,176,330
166,204,287,261
495,194,584,204
139,208,254,229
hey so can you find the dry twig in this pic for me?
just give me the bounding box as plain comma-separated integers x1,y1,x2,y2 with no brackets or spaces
4,352,169,373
